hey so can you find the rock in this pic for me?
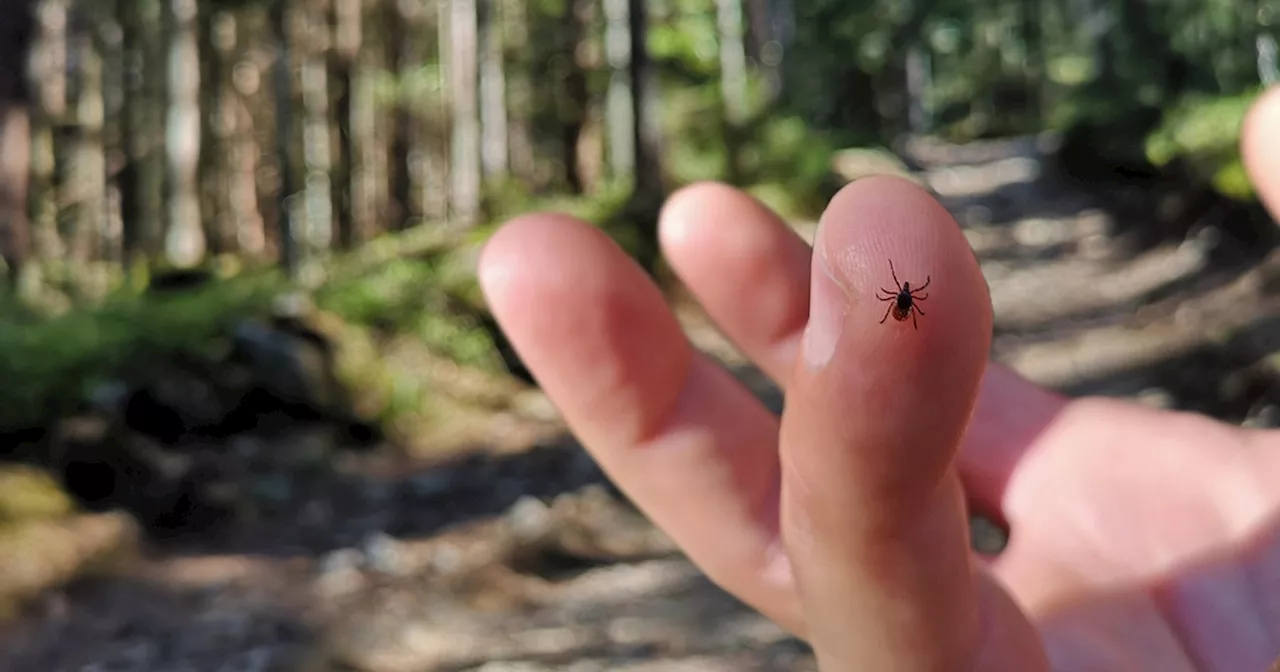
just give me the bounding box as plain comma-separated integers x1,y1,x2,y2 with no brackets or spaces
231,320,339,412
48,415,238,538
316,548,368,598
112,351,244,444
86,380,131,418
504,496,552,544
360,532,407,576
328,618,488,672
227,315,382,451
1134,387,1176,409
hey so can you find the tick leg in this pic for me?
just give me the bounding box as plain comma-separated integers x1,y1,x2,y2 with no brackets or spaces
913,304,925,316
911,292,928,301
911,309,918,330
889,260,901,289
876,290,895,301
914,275,932,292
879,303,893,324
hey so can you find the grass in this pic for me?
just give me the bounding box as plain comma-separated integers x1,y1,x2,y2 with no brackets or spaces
0,225,503,438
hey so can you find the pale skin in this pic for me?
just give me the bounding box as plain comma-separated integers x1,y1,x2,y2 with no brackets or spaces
477,85,1280,671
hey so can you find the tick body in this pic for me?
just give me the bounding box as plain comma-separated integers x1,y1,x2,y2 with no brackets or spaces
876,260,930,329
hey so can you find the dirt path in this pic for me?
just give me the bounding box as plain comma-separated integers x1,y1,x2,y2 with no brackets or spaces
3,135,1279,672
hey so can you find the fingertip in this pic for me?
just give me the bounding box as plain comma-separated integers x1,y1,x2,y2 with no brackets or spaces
1243,85,1280,217
657,180,738,250
480,212,584,281
817,173,979,274
477,214,546,298
657,181,815,382
478,212,614,312
812,173,991,373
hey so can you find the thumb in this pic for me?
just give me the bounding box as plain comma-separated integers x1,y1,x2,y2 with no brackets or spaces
778,176,1046,670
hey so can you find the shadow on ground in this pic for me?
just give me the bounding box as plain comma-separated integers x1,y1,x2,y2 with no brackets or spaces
0,574,322,671
1051,311,1280,423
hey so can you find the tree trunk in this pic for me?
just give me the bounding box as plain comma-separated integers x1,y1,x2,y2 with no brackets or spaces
100,0,126,267
383,0,412,229
117,0,166,266
624,0,664,275
197,9,228,256
716,0,746,182
67,3,108,267
603,0,632,181
271,0,299,275
330,0,360,248
628,0,661,199
503,0,534,184
164,0,205,267
716,0,747,125
223,11,266,259
447,0,481,226
299,0,333,255
0,0,34,283
558,0,588,193
478,0,508,179
29,0,70,265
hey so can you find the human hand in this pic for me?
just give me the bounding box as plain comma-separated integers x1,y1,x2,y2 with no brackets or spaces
477,85,1280,670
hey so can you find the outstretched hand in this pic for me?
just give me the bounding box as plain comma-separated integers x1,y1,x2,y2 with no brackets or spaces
478,86,1280,670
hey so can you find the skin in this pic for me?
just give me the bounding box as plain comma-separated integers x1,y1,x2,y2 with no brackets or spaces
477,84,1280,671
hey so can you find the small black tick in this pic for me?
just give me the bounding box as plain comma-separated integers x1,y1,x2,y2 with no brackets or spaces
876,260,930,330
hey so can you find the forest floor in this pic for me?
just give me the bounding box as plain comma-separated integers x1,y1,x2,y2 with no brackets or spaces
4,133,1280,672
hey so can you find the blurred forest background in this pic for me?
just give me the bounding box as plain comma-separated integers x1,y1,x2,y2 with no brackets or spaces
0,0,1275,669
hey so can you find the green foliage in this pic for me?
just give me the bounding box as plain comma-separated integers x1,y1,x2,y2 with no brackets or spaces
313,252,502,373
0,271,282,431
664,85,733,183
737,115,842,220
1145,91,1263,200
649,9,721,79
479,177,638,249
0,227,509,434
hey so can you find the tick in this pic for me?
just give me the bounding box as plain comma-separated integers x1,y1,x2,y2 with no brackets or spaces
876,260,930,330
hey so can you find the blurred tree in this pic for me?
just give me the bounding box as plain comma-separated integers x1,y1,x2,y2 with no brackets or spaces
0,0,35,284
448,0,482,225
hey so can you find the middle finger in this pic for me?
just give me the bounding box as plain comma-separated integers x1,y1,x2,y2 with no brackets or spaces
660,182,813,386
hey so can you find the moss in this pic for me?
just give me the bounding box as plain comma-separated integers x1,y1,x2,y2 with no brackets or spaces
0,511,141,621
0,224,510,436
0,271,284,431
0,465,76,523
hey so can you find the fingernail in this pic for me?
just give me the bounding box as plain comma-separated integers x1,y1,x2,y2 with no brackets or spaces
803,248,848,369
